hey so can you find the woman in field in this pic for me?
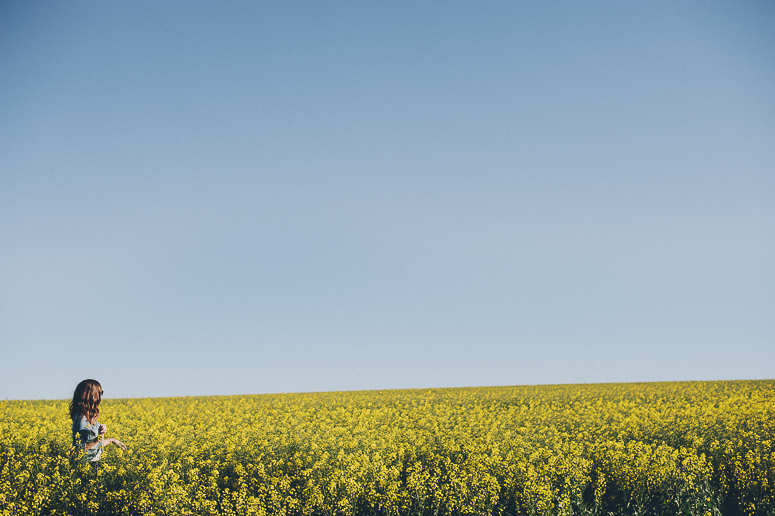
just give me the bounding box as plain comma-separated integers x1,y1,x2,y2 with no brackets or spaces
70,379,126,462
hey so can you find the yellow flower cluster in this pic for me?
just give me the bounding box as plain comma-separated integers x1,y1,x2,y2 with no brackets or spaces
1,380,772,515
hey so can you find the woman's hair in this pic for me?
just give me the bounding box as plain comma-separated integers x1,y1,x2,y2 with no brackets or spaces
69,379,103,423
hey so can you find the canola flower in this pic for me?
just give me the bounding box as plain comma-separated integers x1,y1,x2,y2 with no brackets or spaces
1,380,773,516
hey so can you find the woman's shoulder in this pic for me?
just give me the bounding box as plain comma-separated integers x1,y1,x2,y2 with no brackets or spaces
72,413,89,429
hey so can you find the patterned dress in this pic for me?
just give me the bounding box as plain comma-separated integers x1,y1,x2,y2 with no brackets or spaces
72,414,104,462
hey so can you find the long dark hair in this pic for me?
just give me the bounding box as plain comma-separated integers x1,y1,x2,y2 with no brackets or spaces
69,379,102,424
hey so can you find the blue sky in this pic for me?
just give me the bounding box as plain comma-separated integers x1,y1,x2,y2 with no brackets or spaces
2,1,774,400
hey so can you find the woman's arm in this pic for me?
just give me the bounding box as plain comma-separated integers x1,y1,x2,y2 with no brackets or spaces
74,417,126,451
85,438,126,451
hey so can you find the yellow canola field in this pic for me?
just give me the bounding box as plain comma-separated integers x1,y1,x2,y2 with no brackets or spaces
1,380,773,516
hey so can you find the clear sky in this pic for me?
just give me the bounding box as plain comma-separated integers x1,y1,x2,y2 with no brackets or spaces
2,1,774,400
